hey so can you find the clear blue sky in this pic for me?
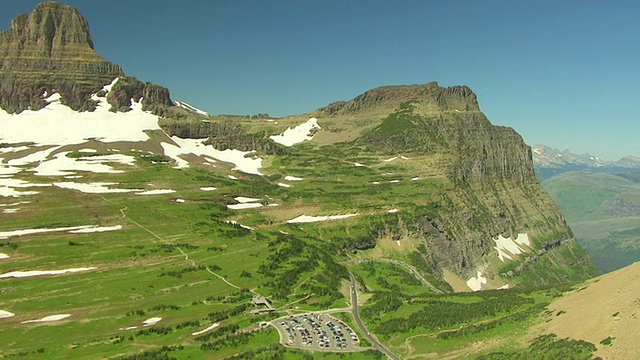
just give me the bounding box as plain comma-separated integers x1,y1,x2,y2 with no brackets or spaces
1,1,638,160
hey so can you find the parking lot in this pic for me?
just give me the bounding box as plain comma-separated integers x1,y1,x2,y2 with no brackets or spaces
272,313,361,352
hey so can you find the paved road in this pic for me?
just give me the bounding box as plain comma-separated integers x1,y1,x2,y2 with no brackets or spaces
349,273,400,360
347,258,443,294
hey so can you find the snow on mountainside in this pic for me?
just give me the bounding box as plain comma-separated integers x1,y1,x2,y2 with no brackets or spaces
533,144,640,181
173,100,209,117
0,77,267,197
532,144,606,169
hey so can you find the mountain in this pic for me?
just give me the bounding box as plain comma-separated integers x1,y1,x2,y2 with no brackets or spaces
532,144,606,180
0,1,174,115
615,155,640,169
533,144,640,181
532,145,640,272
541,171,640,273
0,3,600,359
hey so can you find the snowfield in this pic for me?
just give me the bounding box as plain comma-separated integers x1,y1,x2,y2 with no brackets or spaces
234,197,261,203
161,136,262,175
54,182,141,194
142,317,162,326
227,203,263,210
0,78,160,146
192,323,220,336
269,118,320,147
135,189,176,195
493,233,530,262
174,100,209,116
32,152,136,176
0,267,96,278
68,225,122,234
0,225,115,239
22,314,71,323
287,214,358,223
466,270,487,292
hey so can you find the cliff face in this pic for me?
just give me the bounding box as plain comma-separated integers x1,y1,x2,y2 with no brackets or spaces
0,1,172,114
320,84,597,287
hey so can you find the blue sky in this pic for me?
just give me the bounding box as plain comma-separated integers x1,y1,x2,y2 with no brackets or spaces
1,1,638,160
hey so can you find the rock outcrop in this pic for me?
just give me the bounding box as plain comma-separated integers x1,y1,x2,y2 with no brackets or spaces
0,1,172,114
320,82,479,115
322,83,597,287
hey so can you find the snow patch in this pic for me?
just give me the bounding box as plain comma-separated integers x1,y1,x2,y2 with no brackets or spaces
235,197,260,203
384,157,397,162
227,203,263,210
142,317,162,326
277,182,291,188
388,208,399,213
226,221,253,231
200,187,217,191
135,189,176,195
284,175,303,181
269,118,320,147
0,225,105,239
161,136,262,175
192,323,220,336
354,163,366,167
0,178,51,198
287,213,358,223
1,267,96,278
0,310,15,318
22,314,71,323
174,100,209,116
493,233,530,262
54,182,141,194
32,152,136,176
466,271,487,292
68,225,122,234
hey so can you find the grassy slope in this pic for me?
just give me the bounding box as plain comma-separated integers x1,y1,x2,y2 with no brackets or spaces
0,135,596,359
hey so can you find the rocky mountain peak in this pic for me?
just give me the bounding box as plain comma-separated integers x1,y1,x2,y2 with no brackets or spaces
320,81,480,115
2,1,96,58
0,2,174,115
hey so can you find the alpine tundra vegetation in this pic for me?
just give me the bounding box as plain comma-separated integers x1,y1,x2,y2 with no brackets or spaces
1,2,634,360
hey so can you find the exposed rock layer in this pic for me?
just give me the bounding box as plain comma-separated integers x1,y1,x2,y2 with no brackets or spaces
0,2,172,114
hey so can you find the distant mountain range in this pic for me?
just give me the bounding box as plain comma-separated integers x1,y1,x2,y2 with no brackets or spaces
533,144,640,273
532,144,640,181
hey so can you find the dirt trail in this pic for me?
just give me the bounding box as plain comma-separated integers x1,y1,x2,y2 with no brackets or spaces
100,195,248,293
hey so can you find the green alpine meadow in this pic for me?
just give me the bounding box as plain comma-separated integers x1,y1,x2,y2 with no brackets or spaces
2,2,635,359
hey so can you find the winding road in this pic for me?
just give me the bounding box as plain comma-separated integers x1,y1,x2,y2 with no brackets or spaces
349,273,400,360
346,258,443,294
